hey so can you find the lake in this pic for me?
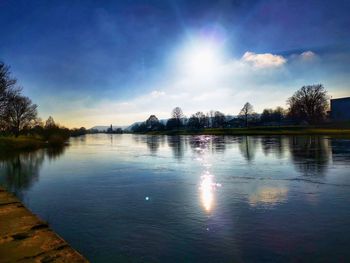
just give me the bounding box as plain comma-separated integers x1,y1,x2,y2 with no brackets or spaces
1,134,350,262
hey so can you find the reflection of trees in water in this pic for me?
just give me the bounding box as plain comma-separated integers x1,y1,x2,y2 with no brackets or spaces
188,136,226,155
132,135,165,154
289,136,331,176
238,136,258,162
189,136,207,153
145,136,164,154
0,147,66,195
132,134,141,144
167,136,185,160
211,136,226,153
45,146,66,161
0,150,44,195
260,136,287,159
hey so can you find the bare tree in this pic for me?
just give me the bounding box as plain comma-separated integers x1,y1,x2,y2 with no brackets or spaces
171,107,184,129
239,102,254,127
172,107,184,120
213,111,226,128
187,111,207,129
45,116,56,128
287,84,328,124
0,62,20,127
260,107,286,124
5,94,38,136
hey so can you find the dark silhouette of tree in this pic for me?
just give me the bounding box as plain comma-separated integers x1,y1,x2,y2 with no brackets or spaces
146,115,159,128
0,62,20,130
187,115,200,129
5,94,37,136
166,118,178,130
287,84,328,124
261,108,273,123
130,123,140,132
212,111,226,128
187,111,207,129
273,107,285,124
260,107,286,124
70,127,88,136
239,102,254,127
172,107,184,120
145,115,164,131
45,116,56,128
167,107,184,130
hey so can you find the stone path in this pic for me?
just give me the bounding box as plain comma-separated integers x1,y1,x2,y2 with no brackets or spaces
0,187,88,262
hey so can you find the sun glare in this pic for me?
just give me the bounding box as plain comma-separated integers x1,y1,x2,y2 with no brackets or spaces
177,39,223,77
187,45,220,74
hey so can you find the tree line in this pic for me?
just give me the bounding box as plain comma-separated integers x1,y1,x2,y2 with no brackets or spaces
131,84,329,133
1,61,330,137
0,61,87,143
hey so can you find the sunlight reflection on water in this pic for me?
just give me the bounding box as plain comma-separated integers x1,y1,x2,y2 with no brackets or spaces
195,135,221,213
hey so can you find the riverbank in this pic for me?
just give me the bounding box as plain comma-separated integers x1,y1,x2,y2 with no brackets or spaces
0,187,88,262
0,136,68,153
145,126,350,136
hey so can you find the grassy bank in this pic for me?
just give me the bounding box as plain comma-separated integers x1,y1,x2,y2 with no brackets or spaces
145,126,350,136
0,135,67,153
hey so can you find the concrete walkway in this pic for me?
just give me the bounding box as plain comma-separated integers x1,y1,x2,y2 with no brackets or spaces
0,187,88,262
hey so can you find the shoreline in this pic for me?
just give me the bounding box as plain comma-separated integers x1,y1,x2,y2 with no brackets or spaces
0,136,68,153
0,187,88,262
140,126,350,137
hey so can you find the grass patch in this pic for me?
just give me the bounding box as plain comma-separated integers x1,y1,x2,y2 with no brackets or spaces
0,136,47,152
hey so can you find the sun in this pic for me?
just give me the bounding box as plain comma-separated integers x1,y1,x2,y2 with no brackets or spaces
176,39,223,77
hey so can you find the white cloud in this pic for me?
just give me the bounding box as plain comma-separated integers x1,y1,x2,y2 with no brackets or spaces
300,50,317,60
289,50,318,62
241,51,287,68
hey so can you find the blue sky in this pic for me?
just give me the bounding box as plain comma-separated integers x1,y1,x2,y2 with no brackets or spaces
0,0,349,127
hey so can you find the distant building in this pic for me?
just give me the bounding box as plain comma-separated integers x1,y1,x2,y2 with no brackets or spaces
107,124,113,133
330,97,350,121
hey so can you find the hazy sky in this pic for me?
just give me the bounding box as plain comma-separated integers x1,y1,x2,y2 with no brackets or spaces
1,0,349,128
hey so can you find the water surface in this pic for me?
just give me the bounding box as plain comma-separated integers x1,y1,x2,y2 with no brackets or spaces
1,134,350,262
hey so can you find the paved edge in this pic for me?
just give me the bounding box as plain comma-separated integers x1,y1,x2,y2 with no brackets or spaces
0,187,89,262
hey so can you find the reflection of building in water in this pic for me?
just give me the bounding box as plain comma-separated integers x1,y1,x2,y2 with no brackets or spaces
289,136,331,176
249,186,288,207
167,136,185,160
238,136,258,162
331,138,350,163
